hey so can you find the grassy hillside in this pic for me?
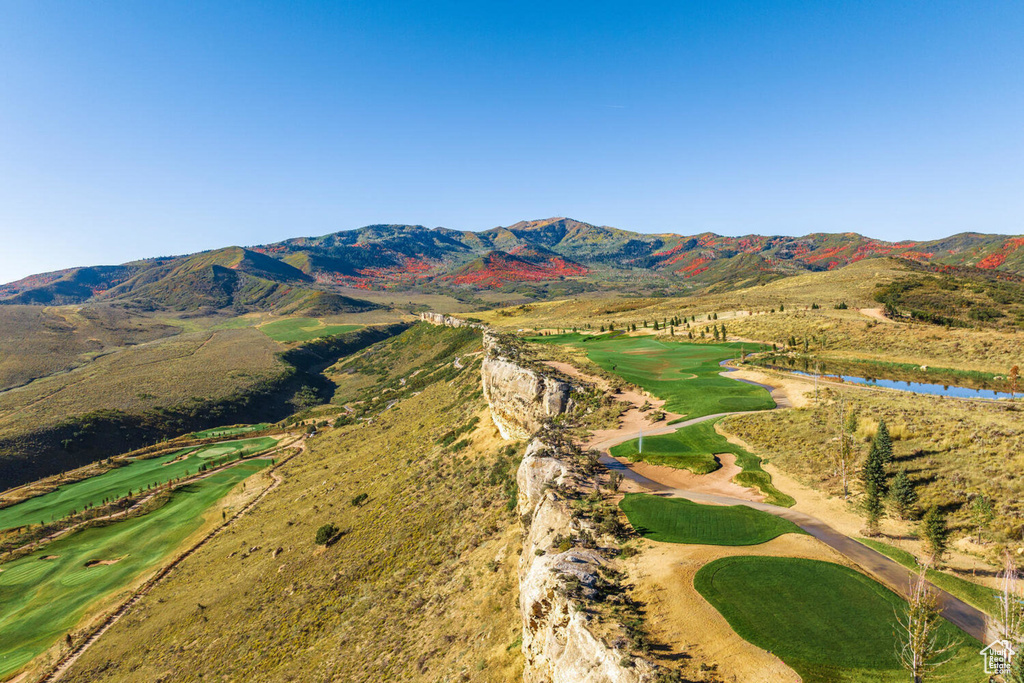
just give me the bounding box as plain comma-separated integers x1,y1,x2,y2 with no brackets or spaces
0,324,405,490
723,386,1024,546
0,305,179,392
59,325,524,682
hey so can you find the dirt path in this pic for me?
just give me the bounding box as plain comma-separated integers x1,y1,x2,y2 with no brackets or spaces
547,356,993,642
859,307,895,323
34,436,307,683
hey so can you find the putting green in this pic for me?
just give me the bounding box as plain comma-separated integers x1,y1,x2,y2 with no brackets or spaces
530,333,775,419
0,437,278,533
694,556,980,682
619,494,803,545
0,460,269,679
259,317,362,343
532,334,792,506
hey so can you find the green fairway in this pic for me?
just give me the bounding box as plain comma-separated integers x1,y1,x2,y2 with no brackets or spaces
619,493,803,545
0,437,278,532
856,537,1002,617
610,419,794,506
694,556,980,682
190,423,271,439
530,333,775,419
0,460,270,679
259,317,362,342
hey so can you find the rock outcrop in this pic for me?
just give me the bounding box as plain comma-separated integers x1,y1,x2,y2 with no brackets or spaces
420,312,655,683
517,440,654,683
481,334,576,440
417,311,487,329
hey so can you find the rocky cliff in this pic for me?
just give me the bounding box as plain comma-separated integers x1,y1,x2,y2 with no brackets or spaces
420,312,656,683
481,332,577,440
516,440,654,683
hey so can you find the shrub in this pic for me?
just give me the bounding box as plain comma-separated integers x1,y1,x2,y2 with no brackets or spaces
314,523,338,545
350,492,368,507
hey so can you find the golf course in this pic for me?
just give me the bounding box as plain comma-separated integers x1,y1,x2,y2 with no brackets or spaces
190,423,272,439
259,317,362,343
0,436,278,532
619,493,803,545
694,556,981,682
530,333,774,419
0,459,271,679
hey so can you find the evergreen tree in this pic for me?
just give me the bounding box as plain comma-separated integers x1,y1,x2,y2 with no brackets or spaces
863,485,885,535
889,468,918,520
721,324,727,339
876,419,893,465
653,320,659,330
922,506,949,564
861,437,889,534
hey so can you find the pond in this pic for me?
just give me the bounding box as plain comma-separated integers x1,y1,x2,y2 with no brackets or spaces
788,370,1013,400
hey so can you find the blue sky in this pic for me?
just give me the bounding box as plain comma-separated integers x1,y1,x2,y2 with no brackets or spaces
1,1,1022,282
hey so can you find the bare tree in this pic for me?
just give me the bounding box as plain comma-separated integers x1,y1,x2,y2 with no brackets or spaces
999,551,1023,644
895,566,958,683
830,397,857,499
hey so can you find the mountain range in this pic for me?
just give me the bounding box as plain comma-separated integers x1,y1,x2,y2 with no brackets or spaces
3,217,1024,311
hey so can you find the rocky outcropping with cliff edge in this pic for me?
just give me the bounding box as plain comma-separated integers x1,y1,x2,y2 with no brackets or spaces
417,311,487,329
517,439,655,683
481,334,577,440
420,311,657,682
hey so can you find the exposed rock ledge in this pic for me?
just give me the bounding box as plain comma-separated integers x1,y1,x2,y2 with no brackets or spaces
517,440,654,683
420,312,655,682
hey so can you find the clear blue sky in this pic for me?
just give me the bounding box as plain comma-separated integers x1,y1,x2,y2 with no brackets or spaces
1,1,1022,282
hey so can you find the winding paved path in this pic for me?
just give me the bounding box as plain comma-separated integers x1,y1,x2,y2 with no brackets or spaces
596,369,994,644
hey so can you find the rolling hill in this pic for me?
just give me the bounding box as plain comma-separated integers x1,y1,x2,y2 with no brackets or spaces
4,218,1024,308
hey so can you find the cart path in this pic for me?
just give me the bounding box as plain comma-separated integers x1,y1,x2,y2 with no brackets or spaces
36,437,307,683
550,357,994,643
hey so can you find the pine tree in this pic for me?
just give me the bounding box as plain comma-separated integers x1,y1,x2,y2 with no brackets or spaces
861,437,888,534
653,320,659,330
721,324,727,339
889,468,918,520
863,485,885,535
876,419,893,465
922,506,949,564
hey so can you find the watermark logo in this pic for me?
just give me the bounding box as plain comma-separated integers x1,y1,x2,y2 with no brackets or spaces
980,639,1017,675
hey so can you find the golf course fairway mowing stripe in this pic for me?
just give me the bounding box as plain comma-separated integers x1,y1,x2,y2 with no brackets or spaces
0,460,270,679
529,333,775,419
694,556,980,682
0,436,278,532
619,494,803,545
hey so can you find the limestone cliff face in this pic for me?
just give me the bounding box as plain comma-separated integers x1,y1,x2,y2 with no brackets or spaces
420,312,654,682
481,338,575,440
516,440,654,683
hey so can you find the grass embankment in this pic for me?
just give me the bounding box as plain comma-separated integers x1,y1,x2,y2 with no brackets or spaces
60,324,524,683
0,460,270,679
695,556,980,683
619,494,803,545
856,537,1002,616
0,437,278,532
259,317,363,343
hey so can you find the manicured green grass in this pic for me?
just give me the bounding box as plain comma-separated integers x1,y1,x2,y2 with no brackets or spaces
0,437,278,532
190,423,271,439
856,537,1002,617
530,333,775,419
259,317,362,343
610,419,795,507
534,334,791,505
0,460,270,679
695,556,980,683
619,493,803,545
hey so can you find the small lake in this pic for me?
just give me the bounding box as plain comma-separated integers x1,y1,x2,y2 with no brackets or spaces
788,370,1012,400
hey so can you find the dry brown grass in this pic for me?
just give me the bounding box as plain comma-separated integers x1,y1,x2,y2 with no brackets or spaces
59,329,524,683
